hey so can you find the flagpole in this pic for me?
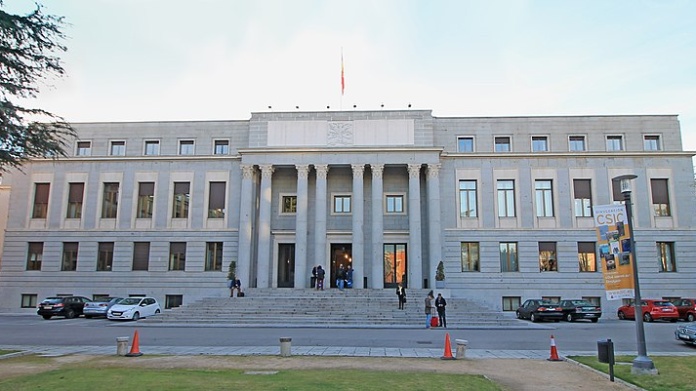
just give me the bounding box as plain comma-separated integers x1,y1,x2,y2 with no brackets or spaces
340,48,344,110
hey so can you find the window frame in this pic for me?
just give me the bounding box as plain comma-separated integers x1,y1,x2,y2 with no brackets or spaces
577,242,597,272
606,135,624,151
132,242,150,271
205,242,223,271
494,136,511,152
172,182,190,219
650,178,671,216
534,180,554,217
137,182,155,218
280,194,298,215
97,242,114,271
26,242,43,271
101,182,120,219
208,181,226,218
497,179,516,217
32,183,50,219
657,242,676,272
502,296,521,311
461,242,480,272
21,294,38,308
458,180,478,218
165,295,183,309
214,139,229,155
643,135,661,151
500,242,518,272
109,140,126,156
457,137,474,152
569,135,586,152
169,242,186,271
144,140,160,156
61,242,79,271
178,140,195,155
332,194,352,214
531,136,548,152
385,194,405,214
76,141,92,156
66,182,84,219
539,242,557,272
573,179,592,217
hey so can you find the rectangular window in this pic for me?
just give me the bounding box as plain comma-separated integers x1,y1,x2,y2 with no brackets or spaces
61,242,79,271
282,195,297,214
578,242,597,272
205,242,223,271
132,242,150,271
178,140,195,155
573,179,592,217
542,296,561,303
532,136,548,152
214,140,229,155
386,195,404,213
101,182,119,218
26,242,43,271
334,195,351,213
144,140,160,155
535,180,554,217
497,180,515,217
458,180,477,217
657,242,676,272
457,137,474,152
650,179,671,216
539,242,557,271
21,294,38,308
208,182,226,218
644,135,661,151
606,135,624,151
500,242,518,272
169,242,186,271
110,141,126,156
172,182,190,218
97,242,114,271
76,141,91,156
502,296,521,311
494,136,511,152
66,182,84,219
165,295,183,309
137,182,155,218
569,136,586,152
583,296,601,306
32,183,50,218
461,242,480,272
612,179,626,203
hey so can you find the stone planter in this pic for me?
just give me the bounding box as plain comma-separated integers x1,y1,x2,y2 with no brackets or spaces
435,280,446,289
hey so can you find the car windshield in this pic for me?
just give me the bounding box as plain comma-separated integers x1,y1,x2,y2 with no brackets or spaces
654,301,674,307
41,298,64,303
570,301,593,306
538,301,558,306
117,298,142,305
92,297,114,303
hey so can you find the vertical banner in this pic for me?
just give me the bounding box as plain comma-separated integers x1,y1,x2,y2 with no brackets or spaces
593,204,635,300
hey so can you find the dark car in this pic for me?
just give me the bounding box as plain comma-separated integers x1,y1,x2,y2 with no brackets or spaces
675,323,696,345
617,299,679,322
83,297,123,319
516,299,563,322
559,299,602,323
672,298,696,322
37,296,92,320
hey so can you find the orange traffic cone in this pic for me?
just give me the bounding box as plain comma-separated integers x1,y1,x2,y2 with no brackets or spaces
547,334,562,361
125,329,143,357
441,332,456,360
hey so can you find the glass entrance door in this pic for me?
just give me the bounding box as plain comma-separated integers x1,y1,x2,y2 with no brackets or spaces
383,243,407,288
330,244,352,288
277,244,295,288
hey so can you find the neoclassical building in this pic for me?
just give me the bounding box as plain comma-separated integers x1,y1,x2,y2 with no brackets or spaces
0,109,694,315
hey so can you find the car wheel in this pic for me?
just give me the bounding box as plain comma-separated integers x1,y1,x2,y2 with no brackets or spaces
688,313,695,322
643,313,653,322
617,311,626,320
84,315,92,319
132,312,140,321
591,318,599,323
65,309,76,319
670,318,678,323
42,315,52,320
565,313,574,322
530,313,537,322
155,309,161,314
516,311,522,319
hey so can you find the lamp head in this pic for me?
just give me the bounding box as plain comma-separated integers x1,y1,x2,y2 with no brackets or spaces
613,174,638,194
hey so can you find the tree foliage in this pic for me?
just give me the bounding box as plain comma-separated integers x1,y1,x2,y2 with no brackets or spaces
0,1,74,171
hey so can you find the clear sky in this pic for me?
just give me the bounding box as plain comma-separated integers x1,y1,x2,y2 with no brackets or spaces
6,0,696,151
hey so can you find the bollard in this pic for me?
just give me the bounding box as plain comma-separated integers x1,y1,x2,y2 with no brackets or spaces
280,337,292,357
455,339,468,359
116,336,130,356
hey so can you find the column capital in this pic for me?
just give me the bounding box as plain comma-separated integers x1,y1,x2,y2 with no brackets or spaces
427,164,441,178
370,164,384,179
315,164,329,179
351,164,365,178
296,164,310,179
241,164,255,179
259,164,274,179
407,163,422,178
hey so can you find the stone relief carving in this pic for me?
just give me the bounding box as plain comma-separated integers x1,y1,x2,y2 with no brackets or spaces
327,121,354,146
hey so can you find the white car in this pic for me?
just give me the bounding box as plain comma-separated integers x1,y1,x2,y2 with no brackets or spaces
107,297,161,321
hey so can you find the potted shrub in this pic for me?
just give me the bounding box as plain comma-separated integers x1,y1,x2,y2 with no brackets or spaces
435,260,445,288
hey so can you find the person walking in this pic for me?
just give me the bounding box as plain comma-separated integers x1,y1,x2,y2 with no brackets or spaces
396,284,406,310
316,265,325,290
311,266,317,289
337,264,346,290
424,290,434,328
435,293,447,328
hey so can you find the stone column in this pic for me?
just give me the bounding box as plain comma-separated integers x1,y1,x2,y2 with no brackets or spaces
370,164,385,289
237,164,255,288
294,164,310,288
351,164,365,289
256,164,274,288
427,164,442,289
314,165,329,275
408,164,423,289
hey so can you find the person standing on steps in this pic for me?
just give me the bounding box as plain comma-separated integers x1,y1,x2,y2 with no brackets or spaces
337,264,346,290
435,293,447,328
396,284,406,310
424,290,434,328
316,265,325,290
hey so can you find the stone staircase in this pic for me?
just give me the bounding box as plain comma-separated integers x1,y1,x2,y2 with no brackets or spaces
144,288,528,328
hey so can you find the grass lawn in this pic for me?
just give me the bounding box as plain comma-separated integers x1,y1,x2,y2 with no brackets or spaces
0,350,18,356
571,355,696,391
0,366,502,391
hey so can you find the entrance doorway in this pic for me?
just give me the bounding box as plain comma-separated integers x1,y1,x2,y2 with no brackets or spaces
277,244,295,288
384,243,407,288
330,244,352,288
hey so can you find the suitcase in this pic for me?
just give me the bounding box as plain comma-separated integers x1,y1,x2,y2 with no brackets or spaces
238,291,245,297
430,316,439,327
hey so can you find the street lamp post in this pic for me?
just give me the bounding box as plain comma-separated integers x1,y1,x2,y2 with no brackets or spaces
614,174,656,375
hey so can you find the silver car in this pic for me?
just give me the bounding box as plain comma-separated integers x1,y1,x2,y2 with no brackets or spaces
83,297,123,319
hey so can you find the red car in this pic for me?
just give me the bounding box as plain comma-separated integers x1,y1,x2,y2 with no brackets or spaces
673,298,696,322
617,299,679,322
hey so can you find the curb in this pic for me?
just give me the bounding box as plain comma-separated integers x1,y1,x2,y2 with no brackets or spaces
565,357,645,391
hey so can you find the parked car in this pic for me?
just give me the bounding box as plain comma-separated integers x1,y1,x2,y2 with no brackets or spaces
107,297,161,321
516,299,563,322
672,298,696,322
83,297,123,319
617,299,679,322
559,299,602,323
675,323,696,346
37,296,92,320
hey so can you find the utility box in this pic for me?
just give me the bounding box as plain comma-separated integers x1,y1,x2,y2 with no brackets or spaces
597,339,615,364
